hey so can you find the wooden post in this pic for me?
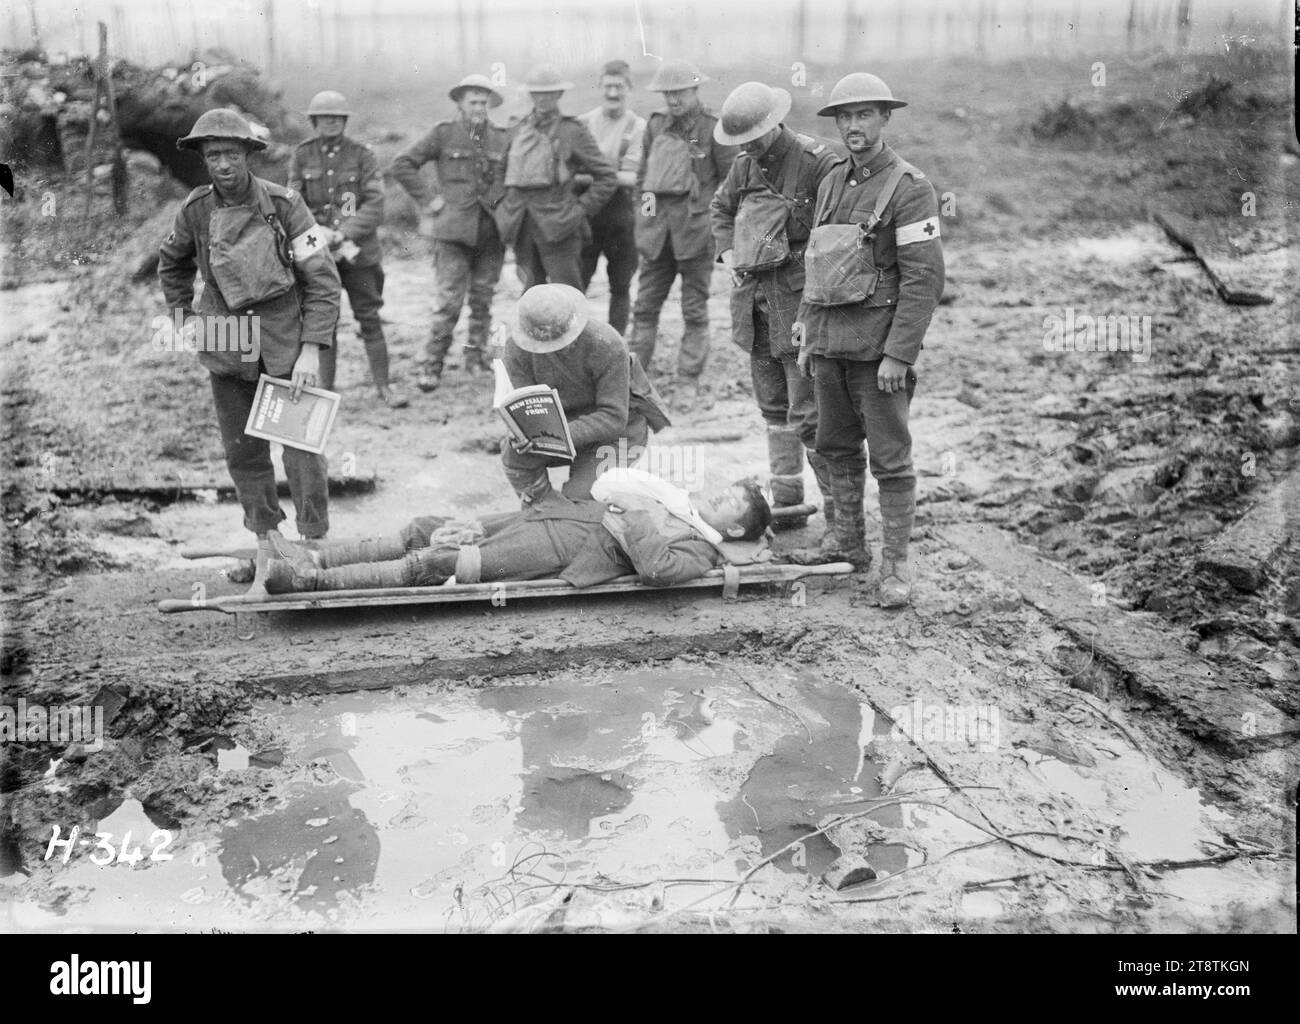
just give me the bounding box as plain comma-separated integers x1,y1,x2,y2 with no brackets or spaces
265,0,276,78
101,25,127,216
1176,0,1192,49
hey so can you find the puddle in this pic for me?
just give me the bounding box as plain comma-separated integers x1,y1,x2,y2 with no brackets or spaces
14,666,1268,931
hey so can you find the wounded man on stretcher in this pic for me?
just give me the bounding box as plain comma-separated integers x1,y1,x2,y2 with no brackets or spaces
263,468,773,593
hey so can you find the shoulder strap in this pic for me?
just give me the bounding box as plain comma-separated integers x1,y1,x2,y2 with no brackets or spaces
253,180,294,268
864,159,913,235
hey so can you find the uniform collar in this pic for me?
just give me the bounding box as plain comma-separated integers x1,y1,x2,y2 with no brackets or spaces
848,144,895,180
530,109,561,130
669,107,702,135
759,125,794,166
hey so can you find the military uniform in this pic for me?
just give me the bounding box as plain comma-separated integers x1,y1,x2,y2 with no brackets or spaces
500,319,648,503
288,133,390,392
711,126,842,506
578,105,647,335
630,107,737,379
493,110,617,290
389,115,510,374
158,176,341,538
798,142,944,581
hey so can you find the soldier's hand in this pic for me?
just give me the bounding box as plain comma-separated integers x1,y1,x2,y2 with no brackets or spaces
877,355,910,393
507,435,537,456
720,249,744,288
291,344,322,401
572,173,594,194
427,196,446,215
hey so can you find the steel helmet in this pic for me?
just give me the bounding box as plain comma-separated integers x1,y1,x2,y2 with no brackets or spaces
176,107,268,151
305,90,353,117
449,73,504,108
523,65,574,93
714,81,793,145
647,58,709,92
816,72,907,116
512,284,589,354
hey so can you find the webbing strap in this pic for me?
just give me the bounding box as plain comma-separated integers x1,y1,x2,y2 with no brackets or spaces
722,563,741,600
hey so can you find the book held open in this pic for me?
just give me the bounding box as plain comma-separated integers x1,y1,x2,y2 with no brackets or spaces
243,374,341,455
493,359,576,461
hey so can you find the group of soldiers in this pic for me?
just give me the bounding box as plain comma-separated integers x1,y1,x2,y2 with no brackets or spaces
156,56,943,607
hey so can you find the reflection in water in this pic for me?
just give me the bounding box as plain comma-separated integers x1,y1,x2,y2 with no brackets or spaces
717,675,906,878
218,786,380,911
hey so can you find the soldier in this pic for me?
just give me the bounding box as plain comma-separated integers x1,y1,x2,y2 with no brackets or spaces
494,65,618,292
289,90,407,408
629,59,737,395
710,81,841,524
793,73,945,606
158,108,341,542
389,74,510,391
500,284,666,505
577,59,646,336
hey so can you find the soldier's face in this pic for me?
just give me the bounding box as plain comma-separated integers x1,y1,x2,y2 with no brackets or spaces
697,483,756,539
459,90,490,124
530,91,563,116
600,75,628,112
663,87,699,117
313,115,347,141
200,140,251,194
835,103,889,154
740,125,781,158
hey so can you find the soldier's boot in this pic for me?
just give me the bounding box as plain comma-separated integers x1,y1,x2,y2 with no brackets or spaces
361,329,409,408
828,460,872,571
878,486,917,607
503,464,554,507
265,551,420,594
679,321,711,383
462,347,490,374
627,320,658,374
767,425,806,531
785,451,841,564
418,333,453,392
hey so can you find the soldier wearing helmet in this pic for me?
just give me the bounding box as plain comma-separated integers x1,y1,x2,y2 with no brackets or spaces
388,73,511,390
629,59,737,399
289,90,407,408
791,73,945,607
159,107,342,542
499,284,668,505
493,65,618,293
710,81,842,525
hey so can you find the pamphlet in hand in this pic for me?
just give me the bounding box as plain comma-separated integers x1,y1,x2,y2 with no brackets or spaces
243,374,341,455
492,359,576,461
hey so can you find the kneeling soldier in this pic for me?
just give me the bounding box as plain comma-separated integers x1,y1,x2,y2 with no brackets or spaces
289,90,407,407
794,73,944,606
500,283,669,504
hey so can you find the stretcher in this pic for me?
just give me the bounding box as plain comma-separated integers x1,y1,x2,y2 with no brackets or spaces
159,558,853,615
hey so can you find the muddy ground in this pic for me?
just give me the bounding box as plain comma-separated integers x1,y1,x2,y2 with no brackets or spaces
0,50,1296,932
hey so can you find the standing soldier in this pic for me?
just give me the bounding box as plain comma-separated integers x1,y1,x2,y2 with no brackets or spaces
629,59,737,396
389,74,509,391
710,81,841,522
577,59,646,336
794,73,944,606
289,90,407,408
494,65,617,292
158,108,341,542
